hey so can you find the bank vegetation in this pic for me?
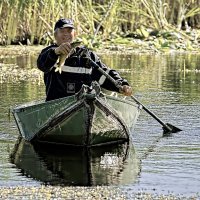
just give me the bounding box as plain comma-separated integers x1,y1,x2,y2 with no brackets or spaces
0,0,200,51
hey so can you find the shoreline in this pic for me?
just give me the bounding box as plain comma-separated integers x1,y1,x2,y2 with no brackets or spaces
0,186,199,200
0,42,199,56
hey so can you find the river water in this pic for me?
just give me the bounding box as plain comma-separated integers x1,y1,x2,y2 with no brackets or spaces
0,51,199,197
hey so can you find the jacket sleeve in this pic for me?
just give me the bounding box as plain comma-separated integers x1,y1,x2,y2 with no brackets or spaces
89,51,129,93
37,46,59,73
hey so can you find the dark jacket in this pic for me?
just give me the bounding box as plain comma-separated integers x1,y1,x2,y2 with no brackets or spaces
37,44,129,101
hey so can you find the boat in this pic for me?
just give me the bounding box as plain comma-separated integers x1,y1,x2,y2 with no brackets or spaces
12,82,141,146
10,137,140,186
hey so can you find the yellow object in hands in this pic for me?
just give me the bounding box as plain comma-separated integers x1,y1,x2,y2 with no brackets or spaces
55,41,82,74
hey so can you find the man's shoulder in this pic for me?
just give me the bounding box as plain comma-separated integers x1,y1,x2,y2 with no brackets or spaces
75,46,96,56
76,45,89,52
41,44,58,52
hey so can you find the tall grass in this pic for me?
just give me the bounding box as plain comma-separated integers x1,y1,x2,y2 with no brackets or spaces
0,0,199,45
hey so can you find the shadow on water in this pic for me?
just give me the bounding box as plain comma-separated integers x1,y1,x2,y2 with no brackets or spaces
10,138,140,186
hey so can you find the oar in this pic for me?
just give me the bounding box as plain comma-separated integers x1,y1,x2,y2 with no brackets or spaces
85,57,182,134
128,96,182,134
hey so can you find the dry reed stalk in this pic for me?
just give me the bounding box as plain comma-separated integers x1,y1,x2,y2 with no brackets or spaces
0,0,199,45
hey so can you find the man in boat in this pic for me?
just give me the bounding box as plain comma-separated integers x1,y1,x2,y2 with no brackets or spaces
37,18,132,101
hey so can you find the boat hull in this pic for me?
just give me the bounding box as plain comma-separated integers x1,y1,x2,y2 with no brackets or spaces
12,84,141,146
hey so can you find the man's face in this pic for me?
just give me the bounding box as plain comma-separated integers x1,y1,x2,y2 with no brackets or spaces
54,27,75,45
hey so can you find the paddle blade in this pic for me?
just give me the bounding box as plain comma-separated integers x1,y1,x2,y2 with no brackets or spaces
163,123,182,134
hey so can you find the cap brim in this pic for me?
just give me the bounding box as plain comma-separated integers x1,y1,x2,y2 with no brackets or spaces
61,24,74,29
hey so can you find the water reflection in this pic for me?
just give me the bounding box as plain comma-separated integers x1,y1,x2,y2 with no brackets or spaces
1,52,199,195
101,53,200,104
0,54,38,69
10,138,140,186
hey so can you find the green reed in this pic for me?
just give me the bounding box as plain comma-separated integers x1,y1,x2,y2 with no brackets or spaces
0,0,199,45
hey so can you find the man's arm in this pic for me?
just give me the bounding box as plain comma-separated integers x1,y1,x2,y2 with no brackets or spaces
37,46,58,73
89,51,132,96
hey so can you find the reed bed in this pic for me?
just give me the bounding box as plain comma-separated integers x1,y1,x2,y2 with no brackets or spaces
0,0,199,45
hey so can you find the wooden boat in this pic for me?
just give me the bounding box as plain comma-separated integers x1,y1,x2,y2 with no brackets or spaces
12,82,141,146
10,138,140,186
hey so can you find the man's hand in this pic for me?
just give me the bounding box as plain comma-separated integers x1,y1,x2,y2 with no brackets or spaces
119,85,132,96
54,43,72,55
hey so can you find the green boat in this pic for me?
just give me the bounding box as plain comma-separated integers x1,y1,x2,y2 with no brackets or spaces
12,82,141,146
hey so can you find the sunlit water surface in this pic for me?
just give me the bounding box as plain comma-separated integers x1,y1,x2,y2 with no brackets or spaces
0,52,199,197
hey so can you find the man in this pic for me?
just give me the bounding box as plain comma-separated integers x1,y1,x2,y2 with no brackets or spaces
37,18,132,101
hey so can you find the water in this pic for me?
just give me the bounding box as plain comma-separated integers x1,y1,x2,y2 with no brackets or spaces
0,51,200,197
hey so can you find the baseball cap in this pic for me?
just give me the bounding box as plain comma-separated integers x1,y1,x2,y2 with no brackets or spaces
54,18,74,31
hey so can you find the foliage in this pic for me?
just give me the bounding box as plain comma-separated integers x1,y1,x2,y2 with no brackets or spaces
0,0,199,46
